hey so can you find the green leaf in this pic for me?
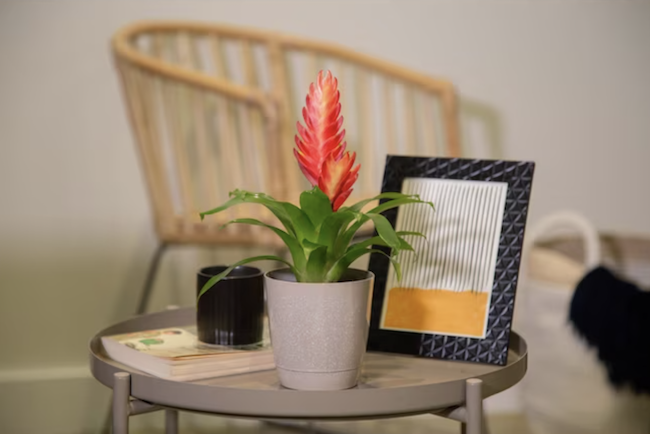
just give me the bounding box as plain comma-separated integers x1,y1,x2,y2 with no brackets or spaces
301,239,326,256
316,210,359,250
397,231,427,240
200,189,297,237
304,245,329,282
326,248,402,282
368,197,435,215
334,218,366,255
222,218,306,272
341,192,422,213
281,202,317,244
396,231,427,255
299,187,332,229
348,235,415,252
387,252,403,282
302,238,325,249
335,199,433,257
197,255,296,303
365,213,401,250
397,237,415,252
199,195,245,220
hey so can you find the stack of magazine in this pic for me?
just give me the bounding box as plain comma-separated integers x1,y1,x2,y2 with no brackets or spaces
101,325,275,382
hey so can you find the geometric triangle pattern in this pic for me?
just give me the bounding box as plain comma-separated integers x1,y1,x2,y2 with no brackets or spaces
367,156,535,366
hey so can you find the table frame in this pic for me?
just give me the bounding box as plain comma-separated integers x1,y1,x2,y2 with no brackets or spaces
110,371,488,434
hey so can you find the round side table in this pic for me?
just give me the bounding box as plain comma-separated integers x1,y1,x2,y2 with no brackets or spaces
90,308,527,434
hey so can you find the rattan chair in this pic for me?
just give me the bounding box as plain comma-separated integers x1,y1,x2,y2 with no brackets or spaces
112,20,461,315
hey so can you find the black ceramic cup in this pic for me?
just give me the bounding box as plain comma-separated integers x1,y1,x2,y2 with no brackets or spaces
196,265,265,346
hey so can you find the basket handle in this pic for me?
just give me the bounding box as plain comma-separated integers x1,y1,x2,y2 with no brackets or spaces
525,211,601,269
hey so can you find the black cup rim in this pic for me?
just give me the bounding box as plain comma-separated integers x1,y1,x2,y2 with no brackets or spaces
198,265,263,280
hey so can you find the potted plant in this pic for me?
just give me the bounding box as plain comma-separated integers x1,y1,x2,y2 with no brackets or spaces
198,70,433,390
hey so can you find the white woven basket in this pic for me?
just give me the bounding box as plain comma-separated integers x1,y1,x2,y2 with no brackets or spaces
519,211,650,434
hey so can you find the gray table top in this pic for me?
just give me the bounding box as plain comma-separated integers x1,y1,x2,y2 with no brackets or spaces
89,307,527,420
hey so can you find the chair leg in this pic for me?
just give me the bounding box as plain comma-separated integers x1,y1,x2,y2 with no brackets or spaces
165,409,179,434
136,243,169,315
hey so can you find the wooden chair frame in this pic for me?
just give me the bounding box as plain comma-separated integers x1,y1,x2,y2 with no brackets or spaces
111,20,461,315
113,20,461,244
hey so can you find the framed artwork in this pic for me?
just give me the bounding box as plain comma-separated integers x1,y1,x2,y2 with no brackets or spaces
367,156,535,365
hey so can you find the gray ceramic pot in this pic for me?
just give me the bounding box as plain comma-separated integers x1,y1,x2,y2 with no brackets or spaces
264,268,375,391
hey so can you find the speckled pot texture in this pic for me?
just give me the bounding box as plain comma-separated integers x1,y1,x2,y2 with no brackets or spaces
264,268,375,391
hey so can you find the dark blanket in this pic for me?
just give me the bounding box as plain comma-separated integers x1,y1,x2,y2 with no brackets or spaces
569,266,650,394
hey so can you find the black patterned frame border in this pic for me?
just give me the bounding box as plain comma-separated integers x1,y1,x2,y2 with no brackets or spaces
367,156,535,365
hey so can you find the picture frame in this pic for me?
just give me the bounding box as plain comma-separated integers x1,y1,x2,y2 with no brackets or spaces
367,156,535,365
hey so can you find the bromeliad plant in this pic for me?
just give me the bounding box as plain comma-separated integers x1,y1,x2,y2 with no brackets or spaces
197,70,433,300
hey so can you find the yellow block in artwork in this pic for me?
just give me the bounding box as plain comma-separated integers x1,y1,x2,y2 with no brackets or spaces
382,288,489,337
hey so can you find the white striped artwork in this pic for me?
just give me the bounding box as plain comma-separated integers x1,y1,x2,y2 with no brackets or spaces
379,177,508,338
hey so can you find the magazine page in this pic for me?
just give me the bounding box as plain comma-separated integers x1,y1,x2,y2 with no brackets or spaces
104,326,269,360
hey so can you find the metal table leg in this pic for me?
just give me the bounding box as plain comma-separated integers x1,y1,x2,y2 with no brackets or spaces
465,379,483,434
111,371,170,434
433,378,488,434
112,373,131,434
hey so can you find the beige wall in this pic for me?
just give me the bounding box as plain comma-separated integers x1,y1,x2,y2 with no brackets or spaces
1,1,649,433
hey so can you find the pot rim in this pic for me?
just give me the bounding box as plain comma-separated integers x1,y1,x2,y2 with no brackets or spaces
265,268,374,285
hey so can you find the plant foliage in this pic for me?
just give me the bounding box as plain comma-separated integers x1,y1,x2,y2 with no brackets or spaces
197,188,433,300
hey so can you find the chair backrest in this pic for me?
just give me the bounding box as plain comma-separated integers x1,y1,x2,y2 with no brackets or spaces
112,21,461,245
274,36,462,204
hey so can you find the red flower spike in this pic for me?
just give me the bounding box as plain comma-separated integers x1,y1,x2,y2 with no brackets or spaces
318,151,361,211
293,71,348,186
294,70,360,210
